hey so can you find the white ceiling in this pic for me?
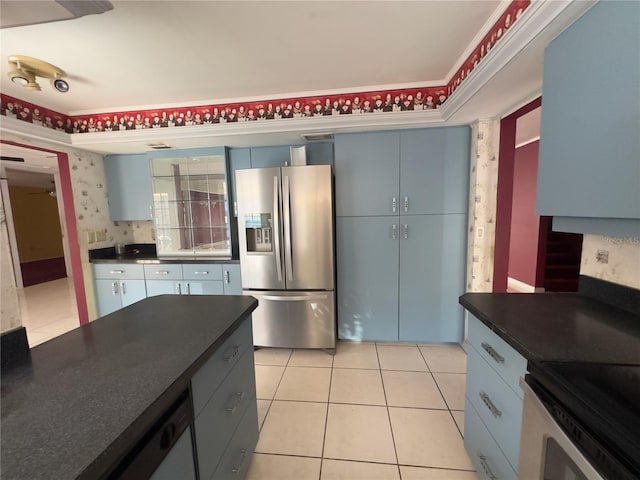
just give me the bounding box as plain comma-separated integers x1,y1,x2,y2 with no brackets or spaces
0,0,502,114
0,1,595,155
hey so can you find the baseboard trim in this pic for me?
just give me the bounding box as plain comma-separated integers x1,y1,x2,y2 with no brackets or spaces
507,277,545,293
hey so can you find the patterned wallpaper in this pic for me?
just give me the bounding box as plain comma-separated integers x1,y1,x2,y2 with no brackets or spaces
466,119,501,293
0,0,531,135
1,192,21,333
581,235,640,289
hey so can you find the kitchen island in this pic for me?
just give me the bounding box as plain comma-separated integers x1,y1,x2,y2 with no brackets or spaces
1,294,258,480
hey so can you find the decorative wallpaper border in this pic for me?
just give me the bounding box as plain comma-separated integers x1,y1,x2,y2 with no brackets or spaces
0,0,530,135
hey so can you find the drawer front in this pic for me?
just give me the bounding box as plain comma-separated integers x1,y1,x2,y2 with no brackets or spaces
93,263,144,280
143,264,183,280
191,319,253,415
195,349,256,480
464,398,518,480
212,398,259,480
466,345,523,470
183,264,223,281
467,314,527,398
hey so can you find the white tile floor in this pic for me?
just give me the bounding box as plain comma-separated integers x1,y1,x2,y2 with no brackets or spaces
248,342,477,480
17,277,80,347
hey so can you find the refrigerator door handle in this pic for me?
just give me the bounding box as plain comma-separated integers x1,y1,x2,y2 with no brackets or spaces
273,175,283,283
283,175,293,281
261,294,329,302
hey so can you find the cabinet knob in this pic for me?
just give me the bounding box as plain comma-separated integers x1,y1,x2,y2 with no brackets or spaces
120,282,126,295
111,282,118,295
224,270,230,284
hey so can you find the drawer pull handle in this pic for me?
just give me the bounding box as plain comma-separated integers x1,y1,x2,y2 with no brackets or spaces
479,391,502,418
111,282,119,295
230,449,247,474
392,196,397,213
155,271,170,275
109,270,124,274
224,270,230,284
193,271,209,275
477,453,498,480
120,282,126,295
481,342,504,364
225,392,245,415
224,345,240,362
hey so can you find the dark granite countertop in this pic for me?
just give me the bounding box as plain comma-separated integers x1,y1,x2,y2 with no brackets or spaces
88,244,239,264
459,290,640,364
1,295,258,480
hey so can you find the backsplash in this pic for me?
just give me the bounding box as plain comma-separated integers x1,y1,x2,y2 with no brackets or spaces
581,235,640,289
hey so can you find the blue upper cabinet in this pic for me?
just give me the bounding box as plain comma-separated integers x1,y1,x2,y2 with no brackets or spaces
250,146,290,168
104,154,153,221
400,127,470,215
538,1,640,236
334,131,400,217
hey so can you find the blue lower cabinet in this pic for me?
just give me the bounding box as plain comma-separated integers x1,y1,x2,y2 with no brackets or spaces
464,398,518,480
336,216,399,341
398,214,466,343
185,281,224,295
212,400,259,480
150,427,196,480
146,280,178,297
222,264,242,295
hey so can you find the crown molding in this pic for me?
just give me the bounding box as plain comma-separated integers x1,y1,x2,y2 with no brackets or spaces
439,0,596,121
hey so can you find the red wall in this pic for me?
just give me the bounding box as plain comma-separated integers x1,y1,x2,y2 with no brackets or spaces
508,140,541,287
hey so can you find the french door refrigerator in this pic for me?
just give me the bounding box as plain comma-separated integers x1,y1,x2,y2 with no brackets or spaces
235,165,336,349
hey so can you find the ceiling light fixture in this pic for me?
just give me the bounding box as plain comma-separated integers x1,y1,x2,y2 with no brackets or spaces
7,55,70,93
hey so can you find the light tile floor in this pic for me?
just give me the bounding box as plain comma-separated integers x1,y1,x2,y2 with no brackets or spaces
17,277,80,347
248,341,477,480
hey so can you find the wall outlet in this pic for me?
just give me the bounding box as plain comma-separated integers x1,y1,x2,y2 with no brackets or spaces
477,226,484,238
86,231,96,244
95,229,107,242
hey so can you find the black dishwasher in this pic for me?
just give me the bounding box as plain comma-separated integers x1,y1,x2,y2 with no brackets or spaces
108,390,195,479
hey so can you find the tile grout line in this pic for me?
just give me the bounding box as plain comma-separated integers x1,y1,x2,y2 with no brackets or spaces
374,342,401,474
318,349,336,480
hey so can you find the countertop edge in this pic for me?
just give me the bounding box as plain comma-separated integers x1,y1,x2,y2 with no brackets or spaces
79,298,257,480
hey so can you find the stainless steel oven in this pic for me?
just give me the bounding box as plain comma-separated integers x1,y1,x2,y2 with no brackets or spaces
519,363,639,480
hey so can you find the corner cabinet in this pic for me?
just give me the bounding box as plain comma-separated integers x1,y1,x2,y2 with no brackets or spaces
104,154,154,221
537,1,640,237
464,314,527,480
334,127,469,343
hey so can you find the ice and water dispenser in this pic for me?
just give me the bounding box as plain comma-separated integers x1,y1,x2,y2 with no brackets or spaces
244,213,273,253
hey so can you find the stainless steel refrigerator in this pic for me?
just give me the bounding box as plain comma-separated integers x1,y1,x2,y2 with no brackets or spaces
235,165,336,349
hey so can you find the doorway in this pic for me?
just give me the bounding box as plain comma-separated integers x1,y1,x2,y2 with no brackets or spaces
1,141,88,345
493,98,582,293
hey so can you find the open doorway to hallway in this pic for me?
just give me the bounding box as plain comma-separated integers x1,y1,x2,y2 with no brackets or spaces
494,99,583,293
1,144,82,346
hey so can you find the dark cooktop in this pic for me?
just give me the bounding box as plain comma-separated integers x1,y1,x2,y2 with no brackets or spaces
528,361,640,479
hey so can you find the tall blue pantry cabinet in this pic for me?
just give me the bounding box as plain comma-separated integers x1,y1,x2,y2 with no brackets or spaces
334,127,469,343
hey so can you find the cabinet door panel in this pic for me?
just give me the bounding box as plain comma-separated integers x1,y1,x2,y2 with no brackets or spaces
334,132,400,217
250,146,290,168
95,279,123,317
222,264,242,295
146,280,179,297
400,127,469,215
399,214,466,343
186,281,224,295
336,217,399,341
104,154,153,221
120,280,147,307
